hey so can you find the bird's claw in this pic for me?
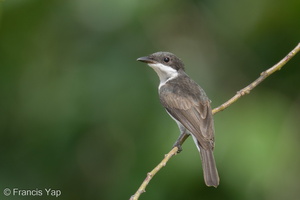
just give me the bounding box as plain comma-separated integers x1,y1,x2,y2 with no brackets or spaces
173,143,183,153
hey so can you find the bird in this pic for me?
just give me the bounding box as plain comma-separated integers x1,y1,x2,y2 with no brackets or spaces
137,52,219,187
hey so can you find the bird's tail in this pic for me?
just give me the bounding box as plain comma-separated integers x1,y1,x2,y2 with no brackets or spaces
199,147,219,187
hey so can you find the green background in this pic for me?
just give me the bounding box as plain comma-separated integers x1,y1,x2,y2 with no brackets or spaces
0,0,299,199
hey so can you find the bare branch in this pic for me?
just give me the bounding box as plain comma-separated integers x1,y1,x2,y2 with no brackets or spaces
212,42,300,114
130,43,300,200
129,147,179,200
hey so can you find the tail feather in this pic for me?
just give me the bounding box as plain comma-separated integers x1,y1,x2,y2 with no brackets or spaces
199,147,219,187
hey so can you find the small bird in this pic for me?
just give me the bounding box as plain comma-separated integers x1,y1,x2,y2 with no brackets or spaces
137,52,219,187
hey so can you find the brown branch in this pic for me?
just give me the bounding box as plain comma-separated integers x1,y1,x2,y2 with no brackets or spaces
212,42,300,114
130,43,300,200
129,147,179,200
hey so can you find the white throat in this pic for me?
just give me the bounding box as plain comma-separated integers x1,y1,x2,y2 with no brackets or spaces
148,63,178,89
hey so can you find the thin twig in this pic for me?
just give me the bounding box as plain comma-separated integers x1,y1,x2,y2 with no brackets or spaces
212,42,300,114
130,43,300,200
129,147,179,200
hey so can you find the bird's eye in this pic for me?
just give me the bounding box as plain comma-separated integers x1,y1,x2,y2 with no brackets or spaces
164,57,170,62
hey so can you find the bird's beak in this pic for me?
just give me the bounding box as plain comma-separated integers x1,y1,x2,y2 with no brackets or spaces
137,56,157,64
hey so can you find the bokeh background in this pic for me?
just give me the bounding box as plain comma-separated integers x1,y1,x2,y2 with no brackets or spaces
0,0,299,200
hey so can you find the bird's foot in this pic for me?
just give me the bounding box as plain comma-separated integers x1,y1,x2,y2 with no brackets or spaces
172,142,183,153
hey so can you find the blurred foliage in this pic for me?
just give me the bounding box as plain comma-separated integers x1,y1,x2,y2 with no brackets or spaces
0,0,299,200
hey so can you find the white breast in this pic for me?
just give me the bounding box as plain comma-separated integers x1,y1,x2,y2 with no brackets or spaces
148,63,178,89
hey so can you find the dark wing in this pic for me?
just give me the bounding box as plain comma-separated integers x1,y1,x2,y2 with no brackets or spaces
159,83,215,150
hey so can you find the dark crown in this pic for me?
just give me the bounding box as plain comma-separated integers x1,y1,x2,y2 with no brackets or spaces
149,52,185,71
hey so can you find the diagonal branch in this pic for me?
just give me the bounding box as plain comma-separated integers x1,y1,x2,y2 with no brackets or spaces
130,43,300,200
129,147,179,200
212,42,300,114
